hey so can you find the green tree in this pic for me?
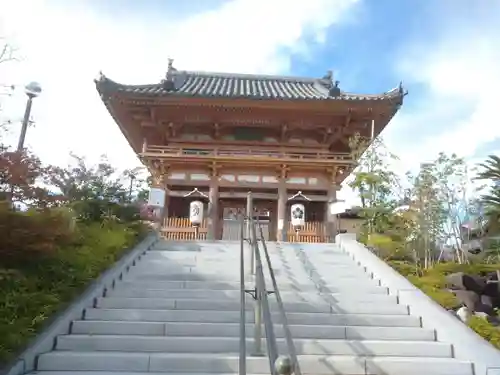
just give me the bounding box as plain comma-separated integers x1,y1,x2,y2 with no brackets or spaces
44,154,142,222
405,153,468,265
46,153,128,203
122,166,146,202
348,133,402,235
475,155,500,235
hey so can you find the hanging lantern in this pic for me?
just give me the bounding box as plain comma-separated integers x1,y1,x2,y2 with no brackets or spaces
290,203,305,228
189,200,204,226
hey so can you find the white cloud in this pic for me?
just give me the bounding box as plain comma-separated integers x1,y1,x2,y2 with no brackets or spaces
0,0,359,172
387,11,500,169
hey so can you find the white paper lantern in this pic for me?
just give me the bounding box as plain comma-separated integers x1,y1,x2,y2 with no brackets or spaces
148,188,165,207
290,203,305,228
189,200,204,226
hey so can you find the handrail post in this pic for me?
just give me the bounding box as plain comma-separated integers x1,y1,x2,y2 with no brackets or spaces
253,250,263,356
247,191,255,275
258,222,302,375
239,214,247,375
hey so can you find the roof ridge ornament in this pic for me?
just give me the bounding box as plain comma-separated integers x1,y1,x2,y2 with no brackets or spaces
329,80,341,98
320,70,341,98
397,81,408,105
323,70,333,83
162,58,177,91
97,71,106,82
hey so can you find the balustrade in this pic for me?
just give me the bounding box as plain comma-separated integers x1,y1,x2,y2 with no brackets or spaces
143,145,353,162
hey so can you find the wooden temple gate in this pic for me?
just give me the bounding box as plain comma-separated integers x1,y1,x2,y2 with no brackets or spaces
96,59,404,244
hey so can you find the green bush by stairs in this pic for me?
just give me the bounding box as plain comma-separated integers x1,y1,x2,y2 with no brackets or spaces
0,206,147,368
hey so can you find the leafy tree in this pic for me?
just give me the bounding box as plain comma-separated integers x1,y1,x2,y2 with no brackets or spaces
46,153,128,203
44,154,143,223
122,166,146,202
348,133,402,235
404,154,469,265
475,155,500,235
0,148,57,206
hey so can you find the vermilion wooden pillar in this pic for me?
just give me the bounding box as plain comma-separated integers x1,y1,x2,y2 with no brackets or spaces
276,182,287,242
324,185,337,242
207,178,219,240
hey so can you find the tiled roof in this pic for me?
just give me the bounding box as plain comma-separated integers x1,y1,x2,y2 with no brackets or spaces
95,64,406,102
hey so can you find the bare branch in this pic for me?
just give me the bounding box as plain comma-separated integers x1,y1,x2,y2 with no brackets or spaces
0,39,18,64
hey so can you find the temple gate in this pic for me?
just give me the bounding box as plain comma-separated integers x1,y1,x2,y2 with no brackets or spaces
96,61,405,242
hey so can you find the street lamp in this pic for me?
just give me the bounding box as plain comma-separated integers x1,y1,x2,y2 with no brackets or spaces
16,81,42,152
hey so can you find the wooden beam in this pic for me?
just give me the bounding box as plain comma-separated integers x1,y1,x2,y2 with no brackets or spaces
326,111,352,145
167,190,330,201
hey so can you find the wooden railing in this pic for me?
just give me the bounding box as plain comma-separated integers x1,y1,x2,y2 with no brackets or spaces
161,217,208,241
161,217,330,243
286,222,330,243
143,145,353,162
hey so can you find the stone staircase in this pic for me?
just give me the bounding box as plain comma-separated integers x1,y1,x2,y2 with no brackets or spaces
31,240,474,375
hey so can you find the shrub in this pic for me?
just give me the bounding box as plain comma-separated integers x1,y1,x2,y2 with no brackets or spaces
469,316,500,349
0,220,146,367
0,205,76,267
388,260,420,277
71,199,140,224
388,259,500,344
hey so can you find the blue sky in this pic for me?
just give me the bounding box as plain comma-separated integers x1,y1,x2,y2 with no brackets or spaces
1,0,500,204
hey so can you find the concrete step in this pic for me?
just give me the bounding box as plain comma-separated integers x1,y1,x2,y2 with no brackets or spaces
122,272,372,282
106,288,398,303
55,335,452,357
114,280,387,293
72,321,435,341
84,308,420,326
32,372,268,375
139,256,357,266
36,352,473,374
129,263,363,274
95,297,408,315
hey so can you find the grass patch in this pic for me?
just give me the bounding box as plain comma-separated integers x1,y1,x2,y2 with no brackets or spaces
388,260,500,349
0,221,147,367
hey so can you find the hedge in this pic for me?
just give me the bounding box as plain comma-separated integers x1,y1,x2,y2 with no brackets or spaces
0,210,147,367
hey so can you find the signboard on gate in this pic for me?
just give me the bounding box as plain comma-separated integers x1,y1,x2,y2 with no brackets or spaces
148,188,165,207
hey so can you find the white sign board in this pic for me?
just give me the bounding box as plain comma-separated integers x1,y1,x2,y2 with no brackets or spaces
189,200,204,226
148,188,165,207
290,203,305,227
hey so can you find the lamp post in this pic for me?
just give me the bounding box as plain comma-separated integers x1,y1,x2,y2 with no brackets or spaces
16,81,42,152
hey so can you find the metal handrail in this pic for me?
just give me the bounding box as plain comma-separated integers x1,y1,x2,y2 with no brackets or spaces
239,214,246,375
258,222,302,375
250,217,278,370
245,190,298,375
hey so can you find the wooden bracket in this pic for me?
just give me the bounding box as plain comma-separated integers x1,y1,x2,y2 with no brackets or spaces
326,110,352,145
167,122,178,138
210,161,219,177
214,123,220,139
280,124,289,143
278,164,290,180
151,160,169,186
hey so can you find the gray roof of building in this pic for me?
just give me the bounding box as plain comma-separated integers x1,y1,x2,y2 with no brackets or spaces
96,64,406,102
